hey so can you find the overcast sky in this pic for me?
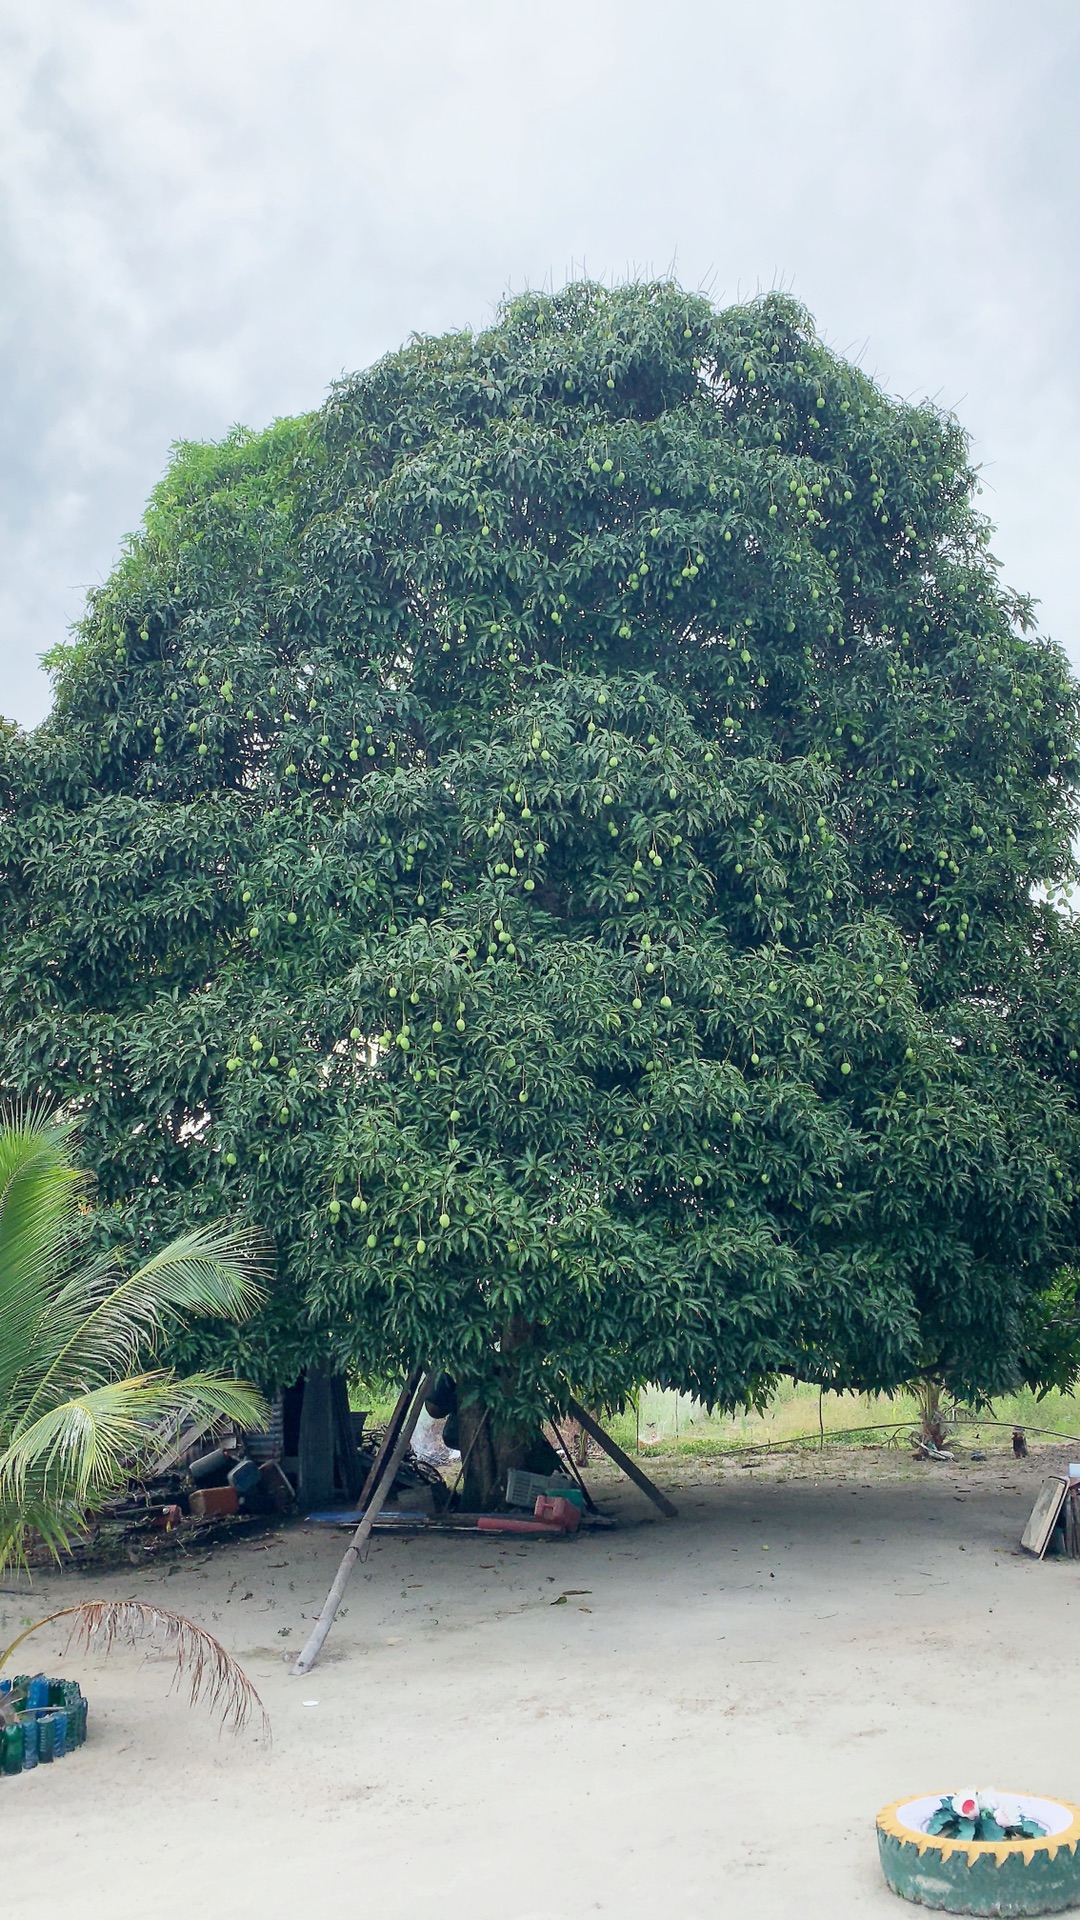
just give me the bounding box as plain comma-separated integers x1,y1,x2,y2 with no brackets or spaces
2,0,1077,728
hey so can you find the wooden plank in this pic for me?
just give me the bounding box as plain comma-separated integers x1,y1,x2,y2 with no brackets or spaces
330,1374,364,1502
549,1416,599,1514
292,1371,435,1676
142,1413,227,1480
1020,1475,1069,1557
565,1397,678,1519
296,1369,336,1512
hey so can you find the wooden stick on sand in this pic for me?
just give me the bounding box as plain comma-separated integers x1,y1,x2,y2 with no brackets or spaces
292,1370,435,1676
565,1397,678,1519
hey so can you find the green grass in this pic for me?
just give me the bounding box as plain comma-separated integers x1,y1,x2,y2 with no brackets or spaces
348,1377,404,1426
352,1374,1080,1462
602,1381,1080,1460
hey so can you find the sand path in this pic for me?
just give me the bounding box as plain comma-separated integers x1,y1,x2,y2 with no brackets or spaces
2,1448,1075,1918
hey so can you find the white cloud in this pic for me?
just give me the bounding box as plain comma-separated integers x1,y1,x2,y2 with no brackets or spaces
2,0,1077,724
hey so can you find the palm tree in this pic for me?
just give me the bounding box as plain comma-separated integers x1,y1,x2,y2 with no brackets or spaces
0,1104,268,1574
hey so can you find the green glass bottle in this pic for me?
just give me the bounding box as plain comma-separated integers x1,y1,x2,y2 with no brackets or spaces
18,1714,38,1769
1,1722,25,1774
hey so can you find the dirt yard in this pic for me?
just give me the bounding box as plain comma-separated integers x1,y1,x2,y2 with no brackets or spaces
3,1444,1077,1919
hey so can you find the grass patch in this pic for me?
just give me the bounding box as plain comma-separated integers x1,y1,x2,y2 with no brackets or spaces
602,1381,1080,1460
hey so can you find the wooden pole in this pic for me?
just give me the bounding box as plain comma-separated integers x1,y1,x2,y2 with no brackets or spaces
352,1367,424,1515
292,1371,435,1677
565,1396,678,1519
549,1415,599,1514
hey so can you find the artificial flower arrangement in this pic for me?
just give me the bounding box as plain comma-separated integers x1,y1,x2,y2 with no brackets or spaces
925,1792,1047,1842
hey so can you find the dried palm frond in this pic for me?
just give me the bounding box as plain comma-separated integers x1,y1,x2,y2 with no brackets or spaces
0,1601,270,1739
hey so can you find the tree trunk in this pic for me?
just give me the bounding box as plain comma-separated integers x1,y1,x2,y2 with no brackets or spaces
329,1373,364,1502
296,1369,341,1510
456,1402,558,1510
916,1375,946,1450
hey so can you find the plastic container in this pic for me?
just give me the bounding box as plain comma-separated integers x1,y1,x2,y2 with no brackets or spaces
227,1457,260,1496
189,1446,231,1485
534,1495,581,1532
26,1676,48,1712
188,1485,239,1519
505,1469,553,1509
551,1486,585,1512
36,1715,55,1764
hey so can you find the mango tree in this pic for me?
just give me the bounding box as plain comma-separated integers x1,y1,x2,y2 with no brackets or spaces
3,281,1080,1503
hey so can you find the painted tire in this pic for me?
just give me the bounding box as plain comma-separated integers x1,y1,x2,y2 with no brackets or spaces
877,1795,1080,1916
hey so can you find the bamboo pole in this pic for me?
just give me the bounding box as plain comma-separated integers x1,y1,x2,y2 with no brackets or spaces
292,1370,435,1677
565,1396,678,1519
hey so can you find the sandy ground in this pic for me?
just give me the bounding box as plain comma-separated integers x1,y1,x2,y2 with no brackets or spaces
3,1444,1079,1919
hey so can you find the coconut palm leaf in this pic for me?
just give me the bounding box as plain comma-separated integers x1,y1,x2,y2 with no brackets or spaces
16,1225,267,1426
0,1108,84,1402
0,1600,269,1737
0,1104,269,1573
1,1373,266,1505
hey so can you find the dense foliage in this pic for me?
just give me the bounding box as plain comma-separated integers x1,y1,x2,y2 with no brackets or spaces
3,280,1080,1429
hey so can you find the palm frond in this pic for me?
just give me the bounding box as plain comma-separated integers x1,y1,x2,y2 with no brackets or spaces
2,1245,128,1435
1,1373,267,1509
0,1601,270,1738
0,1105,271,1574
0,1494,87,1576
0,1107,88,1405
127,1223,269,1318
22,1223,267,1417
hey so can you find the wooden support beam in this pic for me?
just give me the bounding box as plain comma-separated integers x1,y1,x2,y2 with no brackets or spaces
292,1371,435,1677
549,1416,599,1514
565,1397,678,1519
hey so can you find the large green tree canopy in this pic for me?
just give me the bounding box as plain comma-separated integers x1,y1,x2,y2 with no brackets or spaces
3,280,1080,1425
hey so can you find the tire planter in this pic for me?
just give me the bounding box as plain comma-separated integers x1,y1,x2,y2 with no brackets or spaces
877,1795,1080,1916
